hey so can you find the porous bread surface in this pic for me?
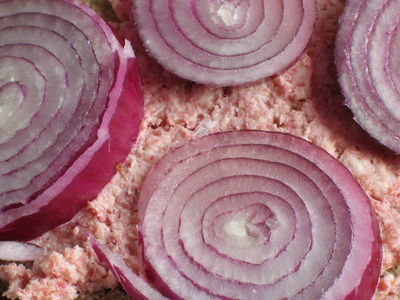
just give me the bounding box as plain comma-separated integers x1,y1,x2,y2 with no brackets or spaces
0,0,399,299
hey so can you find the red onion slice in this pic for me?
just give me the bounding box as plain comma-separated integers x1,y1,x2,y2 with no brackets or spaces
335,0,400,153
0,0,144,241
137,131,381,299
0,241,44,261
133,0,317,87
89,236,168,300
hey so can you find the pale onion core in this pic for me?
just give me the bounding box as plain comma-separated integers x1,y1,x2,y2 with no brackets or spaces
0,0,144,241
133,0,317,86
139,130,381,300
335,0,400,153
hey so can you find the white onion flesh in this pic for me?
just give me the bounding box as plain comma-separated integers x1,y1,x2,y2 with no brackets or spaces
0,241,44,261
136,131,381,300
0,0,144,241
335,0,400,153
133,0,317,87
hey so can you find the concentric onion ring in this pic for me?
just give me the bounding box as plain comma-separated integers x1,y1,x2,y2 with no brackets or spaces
133,0,317,87
137,131,381,299
335,0,400,153
0,0,144,241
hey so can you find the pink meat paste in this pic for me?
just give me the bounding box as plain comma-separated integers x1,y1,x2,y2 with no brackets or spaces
0,0,399,299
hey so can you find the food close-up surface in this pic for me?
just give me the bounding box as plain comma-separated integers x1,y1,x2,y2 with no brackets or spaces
0,0,399,299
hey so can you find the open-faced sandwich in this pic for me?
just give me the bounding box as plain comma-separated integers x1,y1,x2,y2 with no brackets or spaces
0,0,399,299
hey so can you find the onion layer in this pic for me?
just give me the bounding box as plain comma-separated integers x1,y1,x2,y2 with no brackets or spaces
0,0,144,241
0,241,44,261
335,0,400,153
133,0,317,87
90,235,168,300
137,131,381,299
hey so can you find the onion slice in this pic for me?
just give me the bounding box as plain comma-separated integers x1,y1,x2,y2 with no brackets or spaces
133,0,317,87
0,241,44,261
0,0,144,241
136,131,381,299
335,0,400,153
89,236,168,300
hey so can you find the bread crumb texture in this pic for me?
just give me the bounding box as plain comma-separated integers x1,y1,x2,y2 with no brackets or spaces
0,0,399,299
